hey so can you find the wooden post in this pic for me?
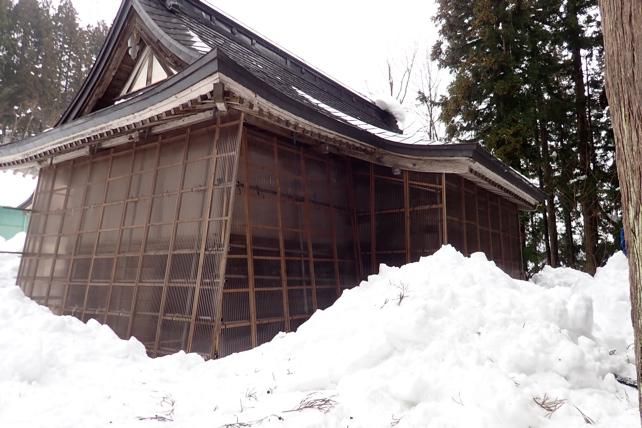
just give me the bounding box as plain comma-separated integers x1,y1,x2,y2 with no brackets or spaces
273,138,291,332
346,160,362,281
460,176,467,255
441,173,448,245
153,128,190,354
81,154,115,321
300,149,318,311
44,163,72,308
104,148,137,324
29,165,57,299
487,192,493,257
403,171,411,264
16,172,44,290
209,115,244,357
369,163,376,272
325,160,341,300
127,137,163,339
62,161,94,316
241,132,258,348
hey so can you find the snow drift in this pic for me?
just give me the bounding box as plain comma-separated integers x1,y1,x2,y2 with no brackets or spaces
0,240,637,427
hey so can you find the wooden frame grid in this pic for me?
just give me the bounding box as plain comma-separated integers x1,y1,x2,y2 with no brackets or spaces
444,174,522,277
353,161,445,276
218,129,360,356
17,113,525,359
18,113,244,359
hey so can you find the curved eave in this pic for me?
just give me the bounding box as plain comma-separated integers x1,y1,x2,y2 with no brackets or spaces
1,47,544,210
0,49,223,167
212,56,545,209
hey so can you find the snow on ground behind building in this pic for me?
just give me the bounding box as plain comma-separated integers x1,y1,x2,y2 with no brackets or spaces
0,170,36,207
0,238,637,427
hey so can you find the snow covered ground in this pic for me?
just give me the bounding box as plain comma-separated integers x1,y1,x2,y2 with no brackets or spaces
0,233,638,427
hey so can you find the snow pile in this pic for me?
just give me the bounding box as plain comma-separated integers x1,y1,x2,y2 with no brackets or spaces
374,94,408,126
532,253,633,356
0,247,637,427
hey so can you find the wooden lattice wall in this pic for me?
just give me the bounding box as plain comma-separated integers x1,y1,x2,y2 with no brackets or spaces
19,112,243,357
18,113,523,359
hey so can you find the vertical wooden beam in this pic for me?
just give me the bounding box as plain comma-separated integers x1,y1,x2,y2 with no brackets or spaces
153,128,190,354
475,183,481,254
127,138,162,339
191,121,222,355
17,170,44,288
346,160,362,282
460,176,467,255
81,154,115,320
441,173,448,245
369,163,376,272
486,192,495,261
403,171,411,264
241,132,257,348
44,163,72,308
498,199,506,268
300,149,318,311
104,148,137,324
325,160,341,300
29,165,57,299
273,138,291,332
518,209,525,279
62,161,93,315
145,52,154,86
209,116,245,356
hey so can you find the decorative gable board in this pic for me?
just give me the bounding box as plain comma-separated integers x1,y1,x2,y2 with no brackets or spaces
61,3,189,121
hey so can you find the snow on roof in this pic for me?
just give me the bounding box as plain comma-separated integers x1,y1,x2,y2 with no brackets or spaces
374,95,407,125
187,29,211,54
196,0,379,107
293,87,433,145
0,245,636,426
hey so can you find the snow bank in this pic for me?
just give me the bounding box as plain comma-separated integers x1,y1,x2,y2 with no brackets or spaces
0,247,637,427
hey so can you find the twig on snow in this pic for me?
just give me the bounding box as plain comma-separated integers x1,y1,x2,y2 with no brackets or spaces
533,394,566,418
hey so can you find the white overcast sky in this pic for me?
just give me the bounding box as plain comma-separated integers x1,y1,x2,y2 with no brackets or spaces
71,0,440,100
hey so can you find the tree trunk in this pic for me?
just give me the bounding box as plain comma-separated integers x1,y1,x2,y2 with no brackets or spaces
537,163,552,265
597,0,642,422
539,120,559,267
561,201,576,267
568,1,599,274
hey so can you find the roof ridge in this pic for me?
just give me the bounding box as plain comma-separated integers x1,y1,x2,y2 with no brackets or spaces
161,0,401,132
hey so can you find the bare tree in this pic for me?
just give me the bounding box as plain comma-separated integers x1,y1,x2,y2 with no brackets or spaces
416,56,441,141
597,0,642,421
386,50,417,105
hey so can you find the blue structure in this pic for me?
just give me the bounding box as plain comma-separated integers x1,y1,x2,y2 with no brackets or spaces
620,228,628,256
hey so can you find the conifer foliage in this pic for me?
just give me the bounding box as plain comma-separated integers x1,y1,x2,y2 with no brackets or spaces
0,0,107,144
432,0,618,275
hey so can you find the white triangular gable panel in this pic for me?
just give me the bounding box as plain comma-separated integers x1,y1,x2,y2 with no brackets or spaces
151,55,167,84
121,47,171,96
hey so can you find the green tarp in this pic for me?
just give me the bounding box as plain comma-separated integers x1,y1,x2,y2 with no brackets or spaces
0,207,29,240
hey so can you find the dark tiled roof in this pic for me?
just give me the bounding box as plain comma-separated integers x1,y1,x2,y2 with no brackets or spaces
135,0,401,133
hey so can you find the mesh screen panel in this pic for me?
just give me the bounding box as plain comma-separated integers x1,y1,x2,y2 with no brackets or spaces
18,113,243,359
18,115,525,359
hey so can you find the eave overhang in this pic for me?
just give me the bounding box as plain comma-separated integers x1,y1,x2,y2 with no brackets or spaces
0,48,545,210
